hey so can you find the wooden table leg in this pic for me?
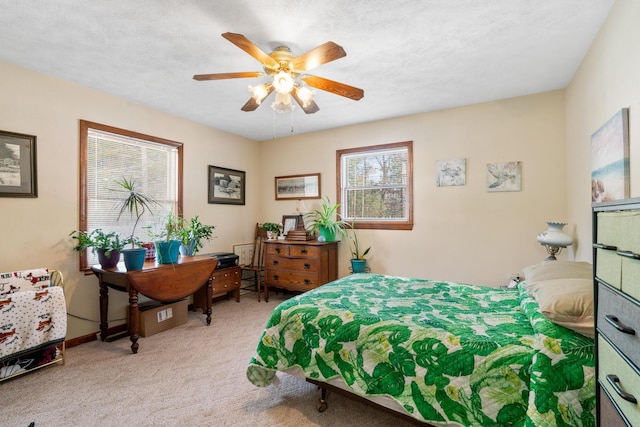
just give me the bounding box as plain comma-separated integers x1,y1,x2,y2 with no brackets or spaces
264,282,269,302
128,288,139,354
205,275,212,326
99,277,109,341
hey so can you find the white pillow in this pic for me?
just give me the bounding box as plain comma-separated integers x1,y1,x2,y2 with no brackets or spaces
521,261,594,337
522,261,592,283
524,277,594,338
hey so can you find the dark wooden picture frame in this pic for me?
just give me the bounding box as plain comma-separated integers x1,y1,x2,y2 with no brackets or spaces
282,214,304,236
0,130,37,198
208,165,245,205
275,173,321,200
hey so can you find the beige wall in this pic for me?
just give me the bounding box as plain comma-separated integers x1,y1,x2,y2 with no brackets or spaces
566,0,640,261
0,61,260,339
261,90,568,286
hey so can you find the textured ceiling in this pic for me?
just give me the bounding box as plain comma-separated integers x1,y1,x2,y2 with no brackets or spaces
0,1,615,141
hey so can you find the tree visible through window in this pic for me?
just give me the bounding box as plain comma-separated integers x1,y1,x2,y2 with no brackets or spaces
79,120,183,270
337,141,413,230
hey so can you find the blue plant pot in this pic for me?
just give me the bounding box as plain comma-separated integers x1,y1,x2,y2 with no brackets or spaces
350,259,367,273
155,240,181,264
179,239,196,256
122,248,147,271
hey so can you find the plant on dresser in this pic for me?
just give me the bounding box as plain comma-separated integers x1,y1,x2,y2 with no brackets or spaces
593,198,640,427
304,196,349,242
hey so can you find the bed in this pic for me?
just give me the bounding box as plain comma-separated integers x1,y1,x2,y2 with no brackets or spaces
247,269,595,426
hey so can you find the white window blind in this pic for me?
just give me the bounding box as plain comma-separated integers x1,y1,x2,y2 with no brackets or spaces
84,128,179,266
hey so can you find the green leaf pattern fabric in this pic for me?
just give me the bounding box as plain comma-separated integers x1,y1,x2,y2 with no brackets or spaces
246,274,594,426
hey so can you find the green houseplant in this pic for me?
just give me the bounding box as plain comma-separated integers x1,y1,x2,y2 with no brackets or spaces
179,215,216,256
69,228,128,269
259,222,282,240
347,224,371,273
304,197,349,242
154,211,183,264
113,177,158,270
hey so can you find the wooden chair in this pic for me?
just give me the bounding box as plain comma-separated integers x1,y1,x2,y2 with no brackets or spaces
241,223,268,301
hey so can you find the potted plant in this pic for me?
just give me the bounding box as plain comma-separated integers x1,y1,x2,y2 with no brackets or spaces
347,225,371,273
304,197,349,242
154,211,183,264
179,215,216,256
259,222,282,240
69,228,128,269
113,177,158,270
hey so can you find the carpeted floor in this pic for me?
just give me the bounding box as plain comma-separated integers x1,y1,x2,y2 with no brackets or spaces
2,289,419,426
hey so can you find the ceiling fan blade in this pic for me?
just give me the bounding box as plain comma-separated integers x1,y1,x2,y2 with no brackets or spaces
193,72,263,81
291,41,346,72
222,32,279,68
241,86,275,112
302,75,364,101
291,87,320,114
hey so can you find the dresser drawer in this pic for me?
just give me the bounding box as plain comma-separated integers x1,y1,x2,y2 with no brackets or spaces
266,244,290,256
288,245,320,258
266,269,319,290
598,336,640,426
211,268,240,293
266,256,319,273
598,283,640,370
599,386,631,427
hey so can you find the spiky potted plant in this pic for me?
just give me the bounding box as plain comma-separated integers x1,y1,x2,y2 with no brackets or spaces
347,224,371,273
303,197,349,242
113,177,158,270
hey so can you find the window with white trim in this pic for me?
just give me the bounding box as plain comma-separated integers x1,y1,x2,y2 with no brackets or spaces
337,141,413,230
79,120,183,270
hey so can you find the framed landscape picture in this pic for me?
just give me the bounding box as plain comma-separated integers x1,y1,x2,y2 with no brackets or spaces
0,130,37,198
591,108,629,202
275,173,321,200
208,165,245,205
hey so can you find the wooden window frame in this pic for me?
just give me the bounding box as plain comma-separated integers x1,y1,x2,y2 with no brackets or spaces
336,141,413,230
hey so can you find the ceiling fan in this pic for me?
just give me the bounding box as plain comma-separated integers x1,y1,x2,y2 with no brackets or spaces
193,32,364,114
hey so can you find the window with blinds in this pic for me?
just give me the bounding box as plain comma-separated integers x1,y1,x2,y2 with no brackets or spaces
337,141,413,230
79,120,183,269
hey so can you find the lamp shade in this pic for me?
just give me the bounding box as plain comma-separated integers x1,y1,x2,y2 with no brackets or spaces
537,222,573,247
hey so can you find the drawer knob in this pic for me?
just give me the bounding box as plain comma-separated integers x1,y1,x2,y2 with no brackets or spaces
274,275,279,280
606,374,638,404
304,263,311,269
301,248,308,254
275,248,281,254
304,279,311,285
605,314,636,335
593,243,617,251
273,260,279,266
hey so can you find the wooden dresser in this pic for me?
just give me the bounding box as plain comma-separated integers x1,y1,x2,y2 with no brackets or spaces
263,240,338,302
192,265,241,312
593,198,640,426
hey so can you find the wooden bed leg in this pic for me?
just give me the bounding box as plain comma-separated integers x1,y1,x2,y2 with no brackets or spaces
317,386,328,412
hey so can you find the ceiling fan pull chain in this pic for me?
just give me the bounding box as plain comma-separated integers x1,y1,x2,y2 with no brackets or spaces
290,109,295,133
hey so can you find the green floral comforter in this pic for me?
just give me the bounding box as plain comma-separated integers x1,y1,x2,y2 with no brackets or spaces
247,274,594,426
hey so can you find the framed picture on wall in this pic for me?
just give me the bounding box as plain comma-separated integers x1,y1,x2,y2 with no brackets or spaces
275,173,321,200
208,165,245,205
0,130,37,198
591,108,630,202
487,161,522,192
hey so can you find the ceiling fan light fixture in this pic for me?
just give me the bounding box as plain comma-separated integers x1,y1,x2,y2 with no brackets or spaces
248,83,271,105
272,71,294,94
272,92,295,113
296,86,315,108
